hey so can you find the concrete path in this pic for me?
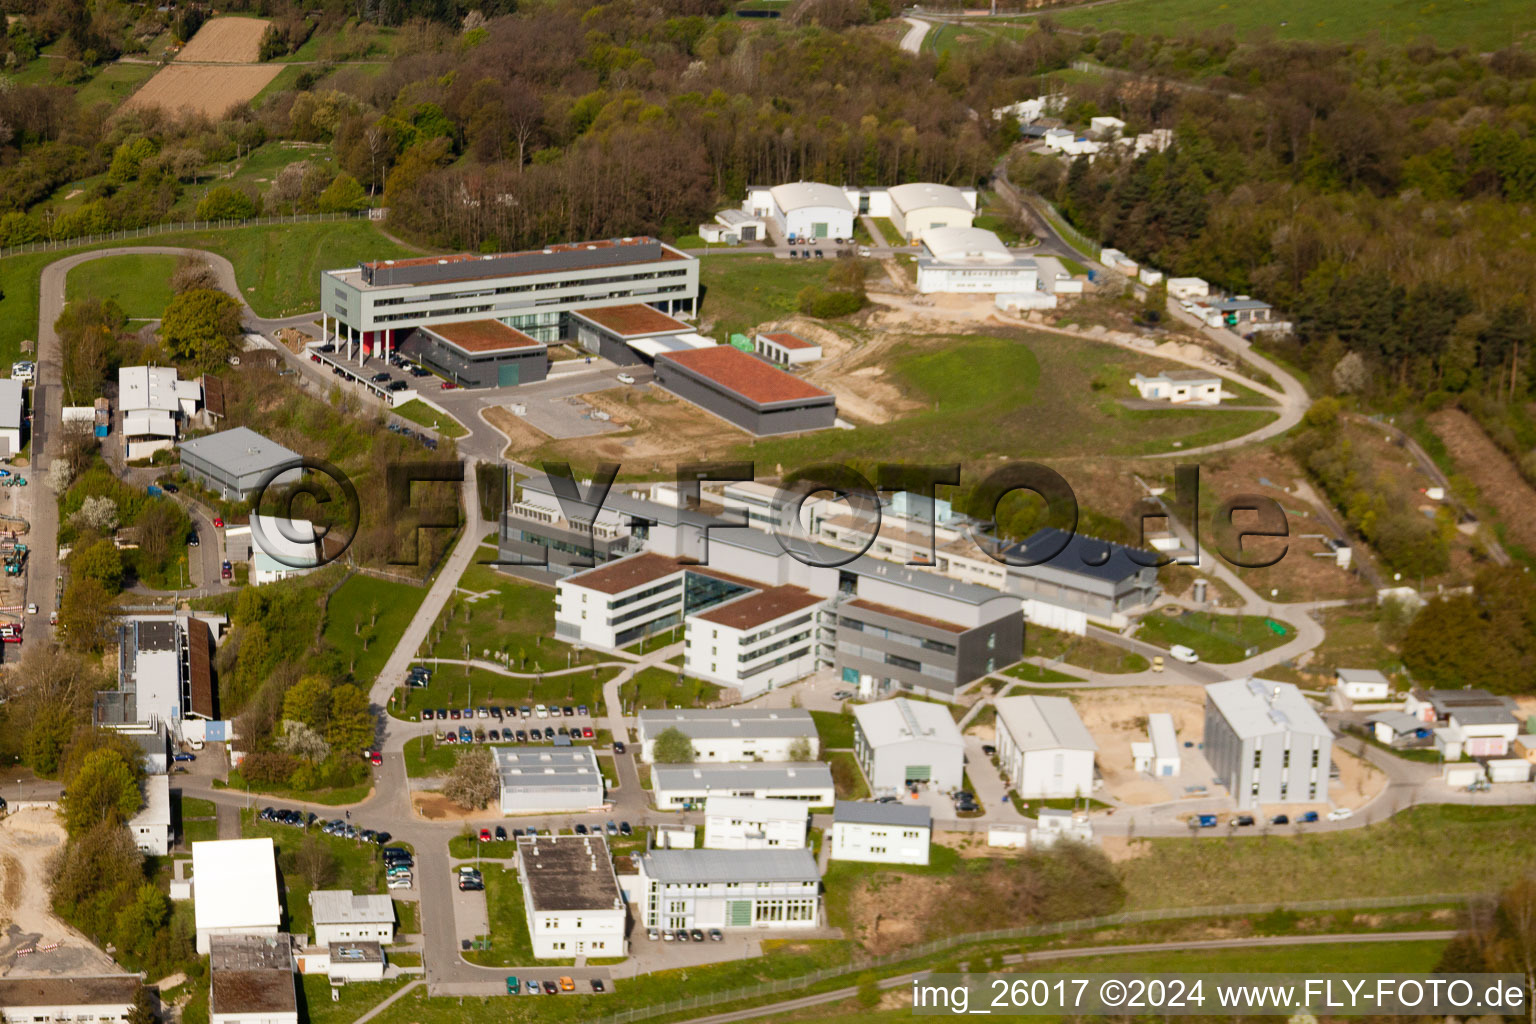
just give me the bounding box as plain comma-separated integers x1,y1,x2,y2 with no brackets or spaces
899,17,931,52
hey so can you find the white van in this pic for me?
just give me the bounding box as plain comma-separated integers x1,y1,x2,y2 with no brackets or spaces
1169,644,1199,664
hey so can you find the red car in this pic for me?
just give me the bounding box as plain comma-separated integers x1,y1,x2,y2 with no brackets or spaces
478,828,492,842
581,726,594,739
440,381,458,390
367,750,382,766
310,353,321,363
213,517,225,529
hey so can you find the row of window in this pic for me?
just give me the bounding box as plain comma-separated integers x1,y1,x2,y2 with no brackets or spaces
370,267,690,308
741,612,815,647
837,616,957,655
836,640,956,682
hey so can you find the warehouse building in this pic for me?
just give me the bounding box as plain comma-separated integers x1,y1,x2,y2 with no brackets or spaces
495,746,605,814
744,182,855,241
96,614,219,744
636,708,818,764
129,774,172,856
178,426,302,502
651,763,834,809
1204,678,1332,810
320,237,699,362
516,834,626,959
653,346,837,436
829,801,931,865
994,695,1098,800
571,303,699,366
121,365,202,460
851,698,965,794
0,977,140,1024
0,378,23,458
208,934,297,1024
880,183,977,244
703,796,809,850
635,849,821,931
999,528,1161,635
309,890,395,946
916,227,1040,295
754,332,822,366
192,839,282,954
397,319,548,389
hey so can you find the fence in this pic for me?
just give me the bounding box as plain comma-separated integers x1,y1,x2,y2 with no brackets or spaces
0,210,371,260
1021,192,1100,262
589,891,1482,1024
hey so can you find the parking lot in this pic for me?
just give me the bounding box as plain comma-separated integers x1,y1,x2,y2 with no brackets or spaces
308,345,429,404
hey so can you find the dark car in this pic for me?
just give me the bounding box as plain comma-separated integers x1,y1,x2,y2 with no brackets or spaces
542,981,559,995
422,709,435,721
495,825,507,840
388,381,408,392
619,821,632,835
575,824,588,835
436,708,449,720
188,531,199,547
487,729,500,741
708,929,723,941
516,730,528,742
1234,815,1256,827
161,482,179,493
1270,814,1290,825
591,979,605,993
613,740,626,754
564,706,576,717
172,752,196,762
221,561,233,579
544,727,557,740
490,707,503,721
675,929,691,942
450,709,461,720
371,372,391,383
1301,811,1320,823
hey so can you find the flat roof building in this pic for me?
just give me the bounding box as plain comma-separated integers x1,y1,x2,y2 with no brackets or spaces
852,698,965,794
571,303,696,366
192,839,282,954
1205,678,1332,809
398,319,549,389
130,773,172,856
208,933,297,1024
653,345,837,436
0,977,140,1024
494,745,605,814
917,227,1039,295
515,834,626,959
1130,370,1224,405
754,332,822,366
652,762,834,809
96,614,218,742
635,848,820,931
0,378,23,458
636,708,818,764
994,695,1098,799
703,795,809,850
309,890,394,946
830,800,931,865
178,426,302,502
121,366,202,460
685,584,824,698
249,514,321,585
998,527,1160,634
1336,668,1391,702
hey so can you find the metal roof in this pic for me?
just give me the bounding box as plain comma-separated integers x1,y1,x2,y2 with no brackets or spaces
639,707,814,742
833,800,932,828
1336,668,1391,686
178,426,300,480
0,379,22,430
887,182,972,215
852,698,963,749
1205,678,1330,741
921,227,1014,263
638,847,819,884
998,527,1154,584
652,762,833,793
768,182,853,213
493,745,602,789
704,795,810,822
192,839,281,932
995,695,1098,753
309,889,393,926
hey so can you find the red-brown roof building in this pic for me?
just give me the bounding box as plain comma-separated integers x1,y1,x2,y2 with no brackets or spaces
653,346,836,436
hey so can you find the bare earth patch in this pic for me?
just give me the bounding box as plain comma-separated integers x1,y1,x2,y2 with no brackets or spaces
1428,407,1536,553
123,64,283,119
483,404,554,458
175,17,271,62
1073,686,1207,807
411,792,481,821
0,808,119,977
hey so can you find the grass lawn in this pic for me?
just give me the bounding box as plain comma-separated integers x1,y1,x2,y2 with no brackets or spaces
1020,626,1148,674
810,710,855,750
1121,805,1536,910
394,899,419,935
1134,608,1291,664
393,399,467,438
873,217,902,244
697,256,833,341
462,865,541,966
393,666,617,720
240,809,386,938
827,750,868,800
428,566,604,670
732,334,1276,468
1053,0,1536,49
1300,605,1404,678
324,574,428,685
1003,663,1084,683
617,666,724,712
183,819,219,844
64,254,179,319
0,219,419,368
73,61,157,108
623,627,682,655
823,845,963,929
1036,939,1446,975
218,770,372,806
404,735,459,777
299,975,411,1024
180,796,217,818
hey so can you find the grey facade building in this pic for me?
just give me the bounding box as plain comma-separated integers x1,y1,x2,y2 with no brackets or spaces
999,528,1160,630
653,347,836,436
397,320,548,389
570,304,695,366
178,427,302,502
495,745,605,813
1204,678,1333,810
833,589,1021,698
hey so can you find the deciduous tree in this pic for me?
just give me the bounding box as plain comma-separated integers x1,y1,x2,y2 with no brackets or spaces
159,287,241,370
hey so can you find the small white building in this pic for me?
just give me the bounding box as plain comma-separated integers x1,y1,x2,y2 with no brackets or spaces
1098,248,1139,275
1032,255,1083,295
993,696,1098,800
882,183,977,244
516,834,626,960
0,378,23,458
193,839,282,954
309,890,394,946
1146,713,1180,777
1335,668,1391,702
0,977,139,1024
635,848,820,932
716,208,766,243
1130,371,1224,405
248,514,322,585
755,332,822,366
1031,808,1094,847
1487,758,1532,784
495,746,605,814
636,708,818,764
651,763,834,809
1089,116,1126,138
829,801,931,866
703,795,809,850
129,773,172,856
119,365,202,460
317,941,385,983
1438,707,1521,760
1138,267,1164,286
209,933,297,1024
745,182,855,241
1166,277,1209,300
993,94,1065,124
917,227,1039,294
852,698,965,794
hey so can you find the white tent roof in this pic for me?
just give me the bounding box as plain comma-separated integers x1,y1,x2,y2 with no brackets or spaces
192,839,280,932
922,227,1014,264
887,182,972,215
769,182,853,213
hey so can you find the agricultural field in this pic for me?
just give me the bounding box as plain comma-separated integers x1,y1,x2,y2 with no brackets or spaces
175,17,270,62
123,64,284,120
1050,0,1536,48
73,63,159,109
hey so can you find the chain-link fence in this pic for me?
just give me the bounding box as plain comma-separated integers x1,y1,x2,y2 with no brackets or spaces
0,210,371,259
588,892,1480,1024
1022,193,1100,262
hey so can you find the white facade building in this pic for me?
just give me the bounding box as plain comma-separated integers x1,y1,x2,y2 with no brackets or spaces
882,183,976,244
119,365,201,460
193,840,282,954
495,746,605,814
1130,371,1223,405
130,773,172,856
684,586,824,698
829,801,931,865
1032,255,1083,295
917,227,1039,294
851,698,965,794
1147,713,1180,777
754,332,822,366
1335,668,1391,702
651,763,834,809
1166,277,1209,300
993,696,1098,800
248,515,322,585
1204,678,1334,809
0,378,23,458
703,796,809,850
309,890,394,946
636,849,820,931
745,183,855,241
0,978,140,1024
1089,116,1126,138
516,835,627,960
637,708,818,763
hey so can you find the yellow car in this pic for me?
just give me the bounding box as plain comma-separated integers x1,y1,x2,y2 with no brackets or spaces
1152,655,1164,673
558,976,575,992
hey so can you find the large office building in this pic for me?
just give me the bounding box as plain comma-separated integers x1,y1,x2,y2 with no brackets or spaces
636,708,818,763
851,697,965,794
999,528,1161,634
1204,678,1333,809
319,237,699,362
652,345,838,436
993,695,1098,800
635,849,821,931
178,426,302,502
516,834,627,959
495,745,605,814
192,839,282,954
685,584,824,693
651,762,835,809
570,303,700,366
397,319,549,389
95,614,218,745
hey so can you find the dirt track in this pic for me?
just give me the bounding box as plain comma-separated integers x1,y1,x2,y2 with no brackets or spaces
1428,408,1536,553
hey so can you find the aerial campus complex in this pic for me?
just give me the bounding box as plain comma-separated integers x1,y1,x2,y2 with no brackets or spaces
0,1,1534,1022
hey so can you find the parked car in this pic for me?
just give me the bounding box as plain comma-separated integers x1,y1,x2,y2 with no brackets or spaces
577,704,588,716
495,826,507,840
440,381,458,390
541,981,558,995
1169,644,1199,664
591,979,605,993
661,929,675,941
708,929,723,942
506,977,520,995
161,482,179,494
188,531,200,547
220,561,232,579
575,824,588,835
558,977,575,992
172,752,196,763
617,372,636,385
1196,814,1219,828
1327,807,1353,821
388,381,408,392
370,372,391,383
613,741,626,754
619,821,632,835
674,929,690,942
647,928,659,941
1233,815,1255,827
581,727,594,739
1300,811,1320,823
213,517,224,528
